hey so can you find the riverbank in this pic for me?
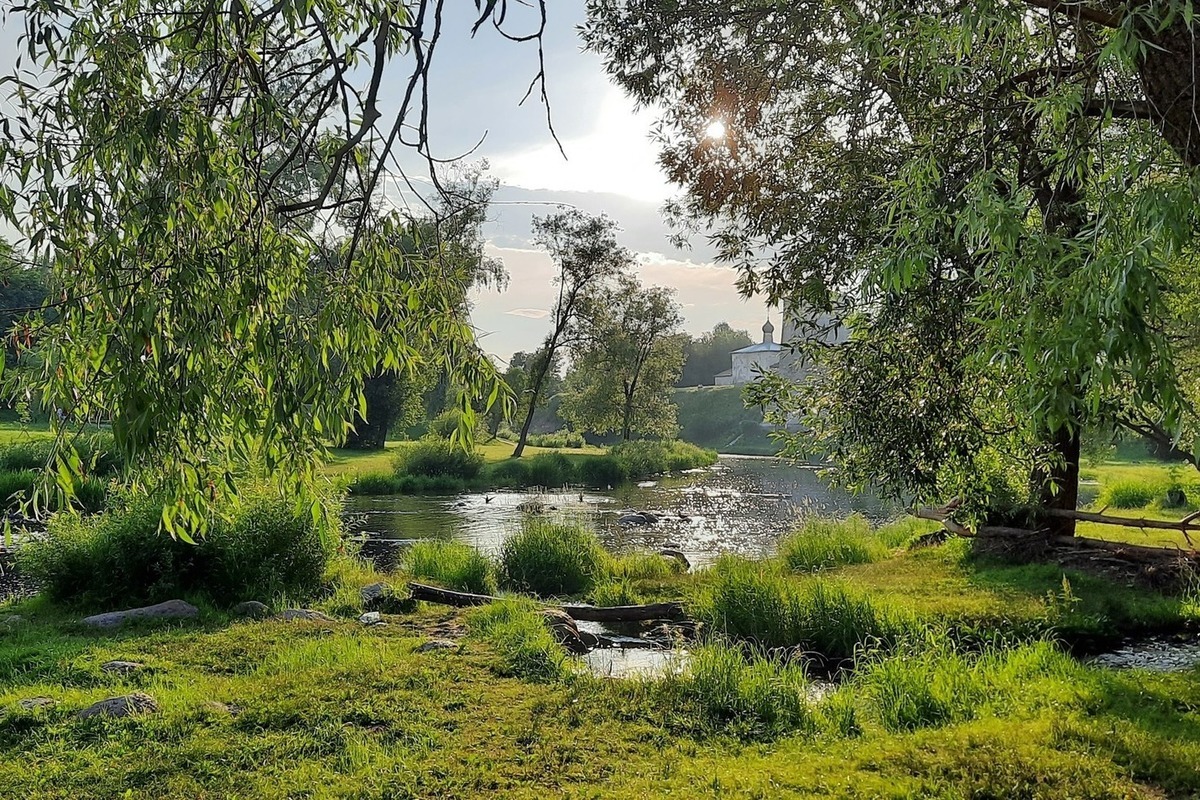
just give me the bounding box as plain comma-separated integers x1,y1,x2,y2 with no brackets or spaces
3,515,1199,798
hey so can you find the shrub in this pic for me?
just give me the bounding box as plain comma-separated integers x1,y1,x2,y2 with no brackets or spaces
349,472,404,495
577,456,627,487
689,556,906,657
660,643,814,739
466,598,572,682
393,439,483,481
487,458,530,488
403,540,495,595
19,490,334,608
526,430,586,449
610,440,717,479
1100,479,1163,509
498,519,608,597
524,452,576,487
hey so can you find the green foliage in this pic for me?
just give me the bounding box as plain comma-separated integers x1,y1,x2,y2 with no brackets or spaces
673,386,774,454
402,541,495,595
393,440,483,480
498,519,608,597
576,456,627,487
778,516,888,572
677,322,753,387
0,434,123,475
1100,478,1164,509
589,579,645,607
609,439,717,477
523,452,577,487
18,491,334,608
659,643,814,739
610,552,685,580
561,275,684,440
0,469,37,507
486,458,531,488
348,472,406,495
690,556,907,656
465,599,572,683
526,430,586,449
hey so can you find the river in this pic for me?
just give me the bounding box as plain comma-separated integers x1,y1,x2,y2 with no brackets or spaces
343,455,900,570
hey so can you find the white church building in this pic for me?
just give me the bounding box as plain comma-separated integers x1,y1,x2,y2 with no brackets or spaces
714,319,784,386
714,313,846,386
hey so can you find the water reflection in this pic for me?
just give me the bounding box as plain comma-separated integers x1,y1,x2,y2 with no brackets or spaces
344,455,898,570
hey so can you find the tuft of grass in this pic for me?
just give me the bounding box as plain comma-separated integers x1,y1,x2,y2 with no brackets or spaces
466,598,573,682
1099,478,1164,509
689,556,908,657
778,515,887,572
498,519,608,597
589,579,645,607
403,540,495,595
610,440,717,478
393,439,483,481
609,551,685,580
348,471,404,495
656,643,814,739
523,452,577,488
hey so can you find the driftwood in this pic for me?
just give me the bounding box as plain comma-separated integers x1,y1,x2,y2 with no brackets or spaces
407,582,687,622
912,505,974,537
1042,508,1199,545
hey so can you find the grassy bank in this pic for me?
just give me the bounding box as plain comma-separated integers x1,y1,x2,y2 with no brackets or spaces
343,439,718,496
3,513,1200,798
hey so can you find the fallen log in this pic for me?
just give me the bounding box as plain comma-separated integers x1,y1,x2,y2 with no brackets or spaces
407,582,687,622
1041,508,1198,545
911,506,974,537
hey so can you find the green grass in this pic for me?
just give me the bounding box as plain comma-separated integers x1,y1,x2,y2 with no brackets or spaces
497,519,609,597
402,540,495,595
3,532,1200,798
778,515,890,572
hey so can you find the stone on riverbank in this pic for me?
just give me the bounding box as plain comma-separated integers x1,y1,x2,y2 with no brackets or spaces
101,660,144,675
275,609,335,623
232,601,270,619
82,600,199,629
78,692,158,719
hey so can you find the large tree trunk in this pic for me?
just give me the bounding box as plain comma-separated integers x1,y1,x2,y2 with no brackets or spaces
1029,424,1081,537
343,370,395,450
512,345,556,458
1136,14,1200,169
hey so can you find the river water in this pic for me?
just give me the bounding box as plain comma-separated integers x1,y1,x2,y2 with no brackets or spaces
343,455,899,570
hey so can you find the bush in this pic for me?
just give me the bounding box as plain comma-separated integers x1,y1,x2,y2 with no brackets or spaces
393,439,483,481
403,540,495,595
487,458,530,488
466,598,572,682
610,440,717,479
526,430,586,449
498,519,609,597
1100,479,1163,509
0,433,123,475
19,490,334,608
659,643,814,739
778,516,887,572
524,452,576,487
689,556,906,657
577,456,627,487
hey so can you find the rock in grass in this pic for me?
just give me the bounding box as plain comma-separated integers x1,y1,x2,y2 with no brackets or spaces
415,639,457,653
82,600,199,629
358,612,384,626
275,609,334,623
100,660,143,675
361,583,390,608
360,583,414,614
231,601,270,619
540,608,589,655
77,692,158,719
18,697,54,711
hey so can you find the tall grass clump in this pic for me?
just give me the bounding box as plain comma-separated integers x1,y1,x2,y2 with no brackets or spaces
852,638,1077,732
466,598,572,682
610,440,717,478
393,439,483,480
349,472,404,495
0,468,36,506
524,452,576,487
690,556,907,657
498,519,608,597
658,643,814,739
777,515,887,572
19,489,334,608
486,458,530,488
1100,478,1164,509
403,540,495,594
610,551,685,580
577,456,627,487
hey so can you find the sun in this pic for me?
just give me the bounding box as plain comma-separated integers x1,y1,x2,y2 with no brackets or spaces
704,118,727,141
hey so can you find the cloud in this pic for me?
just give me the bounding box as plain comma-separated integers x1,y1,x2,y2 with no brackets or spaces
505,308,551,319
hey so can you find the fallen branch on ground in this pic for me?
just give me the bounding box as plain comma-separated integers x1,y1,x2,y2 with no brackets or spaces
407,582,687,621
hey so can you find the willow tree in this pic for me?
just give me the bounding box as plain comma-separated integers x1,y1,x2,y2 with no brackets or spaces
0,1,553,529
585,1,1200,533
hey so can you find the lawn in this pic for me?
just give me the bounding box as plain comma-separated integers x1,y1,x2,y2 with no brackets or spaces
319,438,608,481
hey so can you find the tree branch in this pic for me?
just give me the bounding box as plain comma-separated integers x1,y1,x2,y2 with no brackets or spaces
1016,0,1123,29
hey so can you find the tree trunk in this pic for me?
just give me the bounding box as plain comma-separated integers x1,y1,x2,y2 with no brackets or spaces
1136,14,1200,169
343,370,395,450
512,344,556,458
1029,424,1081,537
621,384,635,442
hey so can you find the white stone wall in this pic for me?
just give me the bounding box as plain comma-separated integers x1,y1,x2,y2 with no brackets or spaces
730,351,781,384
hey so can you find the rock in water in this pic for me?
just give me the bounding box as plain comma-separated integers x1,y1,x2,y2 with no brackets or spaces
540,608,589,655
82,600,199,629
78,692,158,719
231,601,270,619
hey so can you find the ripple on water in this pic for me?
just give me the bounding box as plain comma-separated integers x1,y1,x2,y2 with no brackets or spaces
1088,637,1200,672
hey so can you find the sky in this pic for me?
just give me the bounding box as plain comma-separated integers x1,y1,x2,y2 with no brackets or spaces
0,3,772,364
